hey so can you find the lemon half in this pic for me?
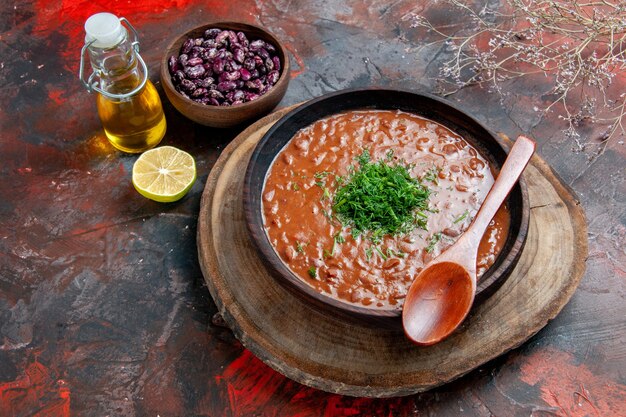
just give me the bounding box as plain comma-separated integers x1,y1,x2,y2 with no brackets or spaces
132,146,196,202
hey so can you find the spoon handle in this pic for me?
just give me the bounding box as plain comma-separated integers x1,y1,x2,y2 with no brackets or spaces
467,135,535,240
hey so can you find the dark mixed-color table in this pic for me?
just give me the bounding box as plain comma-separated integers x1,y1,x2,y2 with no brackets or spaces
1,1,624,415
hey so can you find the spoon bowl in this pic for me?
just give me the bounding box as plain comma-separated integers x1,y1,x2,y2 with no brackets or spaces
402,135,536,345
403,262,475,345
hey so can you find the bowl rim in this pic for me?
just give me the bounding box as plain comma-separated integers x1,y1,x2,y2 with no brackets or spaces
160,20,290,112
243,87,530,323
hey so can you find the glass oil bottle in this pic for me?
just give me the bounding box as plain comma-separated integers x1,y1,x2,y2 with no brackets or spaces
79,13,166,153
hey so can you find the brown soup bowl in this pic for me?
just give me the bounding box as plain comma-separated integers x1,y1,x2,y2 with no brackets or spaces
160,22,290,128
243,89,530,326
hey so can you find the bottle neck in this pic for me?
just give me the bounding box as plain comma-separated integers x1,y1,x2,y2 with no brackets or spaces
87,30,145,96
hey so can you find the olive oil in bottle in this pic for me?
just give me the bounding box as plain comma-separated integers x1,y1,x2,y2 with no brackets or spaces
80,13,166,153
96,77,166,153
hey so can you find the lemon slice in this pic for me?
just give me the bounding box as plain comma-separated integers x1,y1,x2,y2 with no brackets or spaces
132,146,196,202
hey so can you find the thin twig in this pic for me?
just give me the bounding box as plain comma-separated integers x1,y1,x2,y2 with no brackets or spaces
409,0,626,150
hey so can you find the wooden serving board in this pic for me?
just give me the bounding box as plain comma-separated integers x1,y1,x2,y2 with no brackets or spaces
197,105,587,398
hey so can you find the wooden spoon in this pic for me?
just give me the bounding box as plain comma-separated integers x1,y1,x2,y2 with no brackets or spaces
402,135,536,346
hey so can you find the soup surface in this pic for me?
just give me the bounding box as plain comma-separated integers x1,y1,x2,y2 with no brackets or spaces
262,110,509,309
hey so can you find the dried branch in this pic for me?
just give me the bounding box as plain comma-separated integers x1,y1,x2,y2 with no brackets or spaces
407,0,626,155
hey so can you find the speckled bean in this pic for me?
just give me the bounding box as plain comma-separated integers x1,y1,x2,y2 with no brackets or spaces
185,65,205,79
170,28,282,106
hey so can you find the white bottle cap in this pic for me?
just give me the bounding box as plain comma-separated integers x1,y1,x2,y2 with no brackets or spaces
85,13,125,48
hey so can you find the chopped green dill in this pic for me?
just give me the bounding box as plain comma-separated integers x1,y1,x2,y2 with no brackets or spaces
335,176,345,186
446,185,454,191
370,229,385,244
356,149,371,165
374,246,388,260
322,209,333,222
315,181,325,187
453,209,470,224
422,166,441,185
314,171,332,179
307,266,317,279
330,233,345,256
425,232,442,253
323,249,332,259
414,210,429,231
332,150,431,241
295,241,305,253
365,247,373,262
292,183,300,191
386,149,394,160
385,247,405,258
322,187,331,200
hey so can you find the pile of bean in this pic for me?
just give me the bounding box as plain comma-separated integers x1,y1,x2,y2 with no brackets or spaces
168,28,281,106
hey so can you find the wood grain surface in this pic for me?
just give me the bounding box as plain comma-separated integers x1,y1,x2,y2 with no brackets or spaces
197,106,588,397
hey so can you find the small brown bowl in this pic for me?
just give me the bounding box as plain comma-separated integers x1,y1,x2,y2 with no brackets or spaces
160,22,290,128
243,89,530,327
